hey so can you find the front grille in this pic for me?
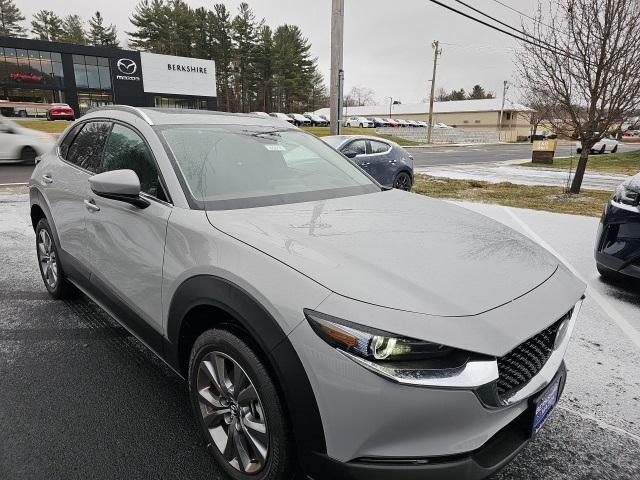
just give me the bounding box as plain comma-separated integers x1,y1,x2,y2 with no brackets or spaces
496,310,572,399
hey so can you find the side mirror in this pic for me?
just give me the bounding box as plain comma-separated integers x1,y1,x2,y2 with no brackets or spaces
343,151,357,159
89,169,150,209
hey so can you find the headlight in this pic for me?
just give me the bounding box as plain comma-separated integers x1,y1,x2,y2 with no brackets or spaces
613,184,639,206
304,309,453,361
304,309,498,388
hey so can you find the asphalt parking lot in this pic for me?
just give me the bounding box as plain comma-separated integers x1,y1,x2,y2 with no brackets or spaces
1,190,639,480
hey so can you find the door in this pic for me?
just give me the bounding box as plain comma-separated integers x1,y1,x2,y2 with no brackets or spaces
341,139,372,175
366,140,395,185
84,123,171,333
0,122,24,159
43,121,111,276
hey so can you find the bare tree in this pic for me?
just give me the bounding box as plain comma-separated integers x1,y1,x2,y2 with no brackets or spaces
518,0,640,193
521,86,557,138
344,86,376,107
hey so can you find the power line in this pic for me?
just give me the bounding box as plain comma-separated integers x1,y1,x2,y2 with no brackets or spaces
488,0,560,33
427,0,576,61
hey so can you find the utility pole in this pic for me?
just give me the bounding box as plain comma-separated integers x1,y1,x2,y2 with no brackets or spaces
388,97,393,119
427,40,442,144
497,80,509,141
330,0,344,135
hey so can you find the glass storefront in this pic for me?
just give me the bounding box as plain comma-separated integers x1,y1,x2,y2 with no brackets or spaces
154,96,208,110
73,55,111,90
0,47,64,89
77,90,113,115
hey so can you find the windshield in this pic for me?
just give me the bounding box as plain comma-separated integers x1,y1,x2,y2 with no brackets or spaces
159,125,379,210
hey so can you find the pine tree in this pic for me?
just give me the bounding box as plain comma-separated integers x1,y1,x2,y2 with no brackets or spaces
208,4,235,111
0,0,25,37
254,25,273,112
31,10,63,41
232,3,261,112
59,15,87,45
89,11,119,47
272,25,314,112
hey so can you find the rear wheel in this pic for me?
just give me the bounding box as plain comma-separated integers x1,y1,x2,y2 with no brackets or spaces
189,328,298,480
20,146,37,164
611,145,618,153
393,171,413,191
35,218,78,299
359,123,364,128
599,145,606,154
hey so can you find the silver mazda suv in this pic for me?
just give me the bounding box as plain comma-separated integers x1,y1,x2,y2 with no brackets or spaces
29,107,585,480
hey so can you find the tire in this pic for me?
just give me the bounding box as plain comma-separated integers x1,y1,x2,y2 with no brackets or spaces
20,146,37,165
359,123,364,128
611,145,618,153
599,145,606,154
35,218,78,299
393,171,413,191
576,148,582,154
189,328,298,480
46,113,52,121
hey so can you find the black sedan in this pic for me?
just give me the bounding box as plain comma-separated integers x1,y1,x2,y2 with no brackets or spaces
595,173,640,281
321,135,414,190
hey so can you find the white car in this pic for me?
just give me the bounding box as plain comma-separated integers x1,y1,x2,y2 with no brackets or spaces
576,135,619,154
434,122,452,129
345,116,374,128
0,115,55,164
269,112,294,124
250,111,270,117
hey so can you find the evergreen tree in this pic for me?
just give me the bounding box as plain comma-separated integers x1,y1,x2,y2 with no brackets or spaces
129,0,169,53
272,25,314,112
60,15,87,45
89,11,119,47
254,25,274,112
31,10,63,41
208,4,235,111
0,0,25,37
232,3,261,112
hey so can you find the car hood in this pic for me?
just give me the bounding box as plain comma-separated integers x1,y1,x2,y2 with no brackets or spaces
207,190,561,317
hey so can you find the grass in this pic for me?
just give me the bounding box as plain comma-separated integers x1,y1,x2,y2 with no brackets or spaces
519,148,640,176
412,174,611,217
302,126,423,146
15,119,72,134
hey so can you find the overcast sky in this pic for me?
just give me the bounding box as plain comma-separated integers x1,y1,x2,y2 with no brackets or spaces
20,0,537,104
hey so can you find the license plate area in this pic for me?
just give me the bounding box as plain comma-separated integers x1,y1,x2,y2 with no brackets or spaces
530,373,563,435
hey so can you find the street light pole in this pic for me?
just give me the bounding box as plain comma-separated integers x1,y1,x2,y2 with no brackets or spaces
330,0,344,135
427,40,442,144
498,80,509,141
388,96,393,119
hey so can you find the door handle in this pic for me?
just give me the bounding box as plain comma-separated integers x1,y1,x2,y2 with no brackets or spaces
42,174,53,184
84,199,100,213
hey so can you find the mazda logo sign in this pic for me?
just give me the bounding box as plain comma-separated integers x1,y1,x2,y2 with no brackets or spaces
117,58,137,75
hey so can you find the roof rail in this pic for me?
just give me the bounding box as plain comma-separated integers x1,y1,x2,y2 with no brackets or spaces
85,105,154,125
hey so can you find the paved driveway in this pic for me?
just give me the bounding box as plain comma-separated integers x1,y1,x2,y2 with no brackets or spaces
1,192,639,479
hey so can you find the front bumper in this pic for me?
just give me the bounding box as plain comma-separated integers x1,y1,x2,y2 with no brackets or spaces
595,201,640,279
310,366,566,480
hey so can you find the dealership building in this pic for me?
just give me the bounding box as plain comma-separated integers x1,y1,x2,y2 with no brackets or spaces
0,36,217,117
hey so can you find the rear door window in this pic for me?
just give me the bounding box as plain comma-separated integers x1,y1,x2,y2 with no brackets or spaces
66,121,112,173
369,140,391,154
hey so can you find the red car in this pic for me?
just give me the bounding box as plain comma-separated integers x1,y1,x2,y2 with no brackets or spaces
47,103,75,121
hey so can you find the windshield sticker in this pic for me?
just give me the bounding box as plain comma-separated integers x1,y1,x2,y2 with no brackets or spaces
264,145,286,151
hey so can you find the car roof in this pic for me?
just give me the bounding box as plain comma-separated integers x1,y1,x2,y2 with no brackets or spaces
84,105,291,128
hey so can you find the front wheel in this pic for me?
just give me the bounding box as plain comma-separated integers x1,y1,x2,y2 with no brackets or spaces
393,171,413,191
20,146,37,164
599,145,606,154
611,145,618,153
189,328,298,480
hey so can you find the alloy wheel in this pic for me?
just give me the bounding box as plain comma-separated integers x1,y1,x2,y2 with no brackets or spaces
394,172,412,191
196,351,269,474
37,229,58,289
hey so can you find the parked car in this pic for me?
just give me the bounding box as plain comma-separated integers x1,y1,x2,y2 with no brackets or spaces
595,173,640,282
303,113,328,127
527,131,557,143
269,112,294,124
0,115,54,164
322,135,414,190
384,118,399,128
318,114,331,124
47,103,75,121
345,116,374,128
416,121,428,128
250,111,270,117
369,117,389,128
576,135,619,154
395,118,410,127
288,113,311,127
434,122,452,129
30,106,585,480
